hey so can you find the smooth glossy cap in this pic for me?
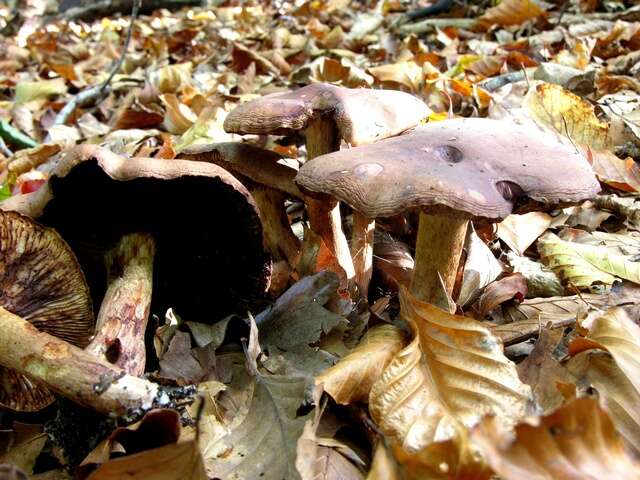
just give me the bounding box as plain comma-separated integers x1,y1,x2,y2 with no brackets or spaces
295,118,601,219
223,83,431,146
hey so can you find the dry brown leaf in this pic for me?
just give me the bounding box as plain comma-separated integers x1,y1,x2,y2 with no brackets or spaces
477,274,528,317
590,149,640,193
568,352,640,457
315,324,406,405
475,0,545,31
86,440,206,480
502,293,605,323
369,287,532,452
366,443,400,480
472,397,640,480
160,94,197,135
368,61,423,92
497,212,552,256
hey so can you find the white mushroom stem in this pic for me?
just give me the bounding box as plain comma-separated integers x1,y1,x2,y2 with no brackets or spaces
351,212,375,298
86,233,154,376
305,116,355,281
411,213,469,307
251,189,301,266
0,307,162,416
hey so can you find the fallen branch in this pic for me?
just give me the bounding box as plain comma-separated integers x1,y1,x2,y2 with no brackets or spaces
56,0,204,22
53,0,141,126
0,307,191,419
397,17,475,34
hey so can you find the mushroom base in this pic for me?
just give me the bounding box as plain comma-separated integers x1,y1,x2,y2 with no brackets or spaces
411,212,468,308
87,233,155,376
0,307,163,417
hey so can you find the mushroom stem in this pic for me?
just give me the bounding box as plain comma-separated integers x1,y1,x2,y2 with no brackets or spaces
86,233,155,376
351,212,375,298
251,189,301,267
305,115,355,281
0,307,163,416
411,213,468,307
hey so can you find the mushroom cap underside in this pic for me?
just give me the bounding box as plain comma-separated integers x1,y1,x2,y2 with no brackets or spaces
295,118,601,219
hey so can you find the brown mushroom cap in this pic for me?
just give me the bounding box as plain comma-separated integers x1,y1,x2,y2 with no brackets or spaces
295,118,601,220
0,210,94,411
223,83,431,146
2,145,271,322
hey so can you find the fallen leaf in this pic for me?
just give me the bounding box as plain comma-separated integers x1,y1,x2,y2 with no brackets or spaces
14,78,67,103
315,324,406,405
476,274,528,317
475,0,545,31
497,212,552,256
538,232,640,288
590,149,640,193
472,397,640,480
369,287,532,451
507,253,564,297
458,227,504,306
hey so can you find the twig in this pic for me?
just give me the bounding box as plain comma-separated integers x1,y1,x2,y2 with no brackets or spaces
0,136,13,158
0,119,38,150
478,68,536,92
396,17,475,34
52,0,141,126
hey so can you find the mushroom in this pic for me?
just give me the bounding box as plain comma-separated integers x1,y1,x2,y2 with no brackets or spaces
0,210,94,411
224,83,430,284
0,211,168,416
2,145,270,375
180,142,303,268
295,118,601,306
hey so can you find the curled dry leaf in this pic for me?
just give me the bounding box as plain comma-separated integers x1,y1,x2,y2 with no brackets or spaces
538,232,640,289
369,287,532,452
568,352,640,457
496,212,552,256
476,273,528,318
458,227,504,307
472,397,640,480
589,148,640,193
475,0,545,31
315,324,406,405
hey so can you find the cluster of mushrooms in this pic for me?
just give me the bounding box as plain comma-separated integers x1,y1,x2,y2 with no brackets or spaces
0,82,599,420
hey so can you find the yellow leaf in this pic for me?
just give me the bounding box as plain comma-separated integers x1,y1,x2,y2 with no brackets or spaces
497,212,552,256
150,63,192,94
368,61,423,92
315,324,406,405
524,82,611,149
538,232,640,288
369,287,531,452
14,78,67,104
472,397,640,480
475,0,545,31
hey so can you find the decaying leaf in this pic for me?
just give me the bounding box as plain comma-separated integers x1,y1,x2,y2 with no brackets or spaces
475,0,545,31
472,397,640,479
369,287,532,452
568,352,640,457
476,274,528,318
497,212,552,256
315,324,406,405
538,232,640,289
507,253,564,298
590,148,640,193
524,82,612,149
295,418,365,480
458,227,504,306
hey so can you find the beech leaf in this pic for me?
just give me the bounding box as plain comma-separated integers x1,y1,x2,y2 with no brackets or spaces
368,287,532,452
315,324,406,405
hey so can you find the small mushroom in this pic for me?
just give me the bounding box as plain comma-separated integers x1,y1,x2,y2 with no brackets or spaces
2,145,270,375
0,210,94,411
224,83,430,283
0,211,167,416
296,118,600,306
180,142,303,267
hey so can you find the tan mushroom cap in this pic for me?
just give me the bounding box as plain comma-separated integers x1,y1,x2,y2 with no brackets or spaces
223,83,431,146
295,118,601,219
0,211,94,411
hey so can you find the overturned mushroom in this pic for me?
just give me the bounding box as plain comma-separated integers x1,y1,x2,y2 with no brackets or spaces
0,210,94,411
2,145,270,375
296,118,600,306
224,83,430,283
180,142,303,267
